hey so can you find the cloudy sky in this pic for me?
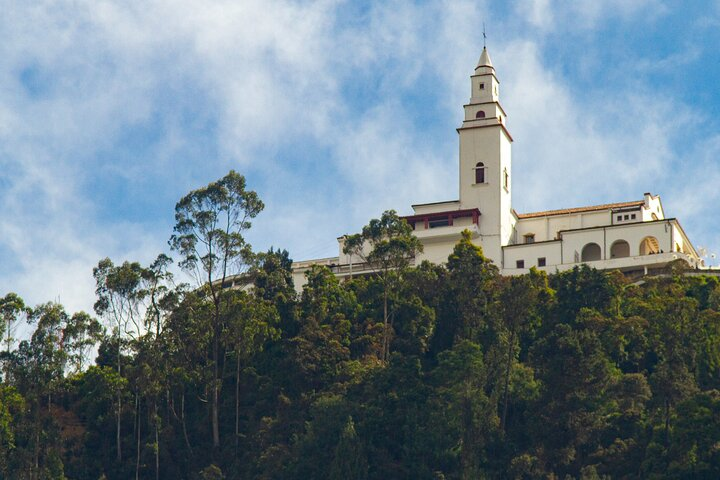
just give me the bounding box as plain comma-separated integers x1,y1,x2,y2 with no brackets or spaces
1,0,719,314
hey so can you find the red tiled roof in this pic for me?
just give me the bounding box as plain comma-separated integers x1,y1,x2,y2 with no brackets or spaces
516,200,644,219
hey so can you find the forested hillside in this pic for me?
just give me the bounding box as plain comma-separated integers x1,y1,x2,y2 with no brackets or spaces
0,172,718,479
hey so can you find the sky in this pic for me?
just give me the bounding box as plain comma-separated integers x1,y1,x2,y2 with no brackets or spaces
1,0,720,315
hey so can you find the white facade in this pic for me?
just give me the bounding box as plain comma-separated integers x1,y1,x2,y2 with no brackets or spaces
291,48,701,288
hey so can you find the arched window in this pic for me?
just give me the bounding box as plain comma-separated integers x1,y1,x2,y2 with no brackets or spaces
639,236,660,255
581,243,601,262
476,110,486,119
610,240,630,258
474,162,485,184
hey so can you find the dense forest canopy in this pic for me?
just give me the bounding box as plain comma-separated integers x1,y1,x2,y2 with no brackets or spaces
0,171,719,479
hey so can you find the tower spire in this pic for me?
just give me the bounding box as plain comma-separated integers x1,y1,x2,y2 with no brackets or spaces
476,46,494,71
476,24,494,72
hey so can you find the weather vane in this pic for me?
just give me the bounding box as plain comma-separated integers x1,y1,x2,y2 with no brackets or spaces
483,22,487,48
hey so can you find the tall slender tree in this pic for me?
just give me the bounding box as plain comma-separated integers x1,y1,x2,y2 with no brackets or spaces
94,258,146,463
169,170,264,449
0,293,29,382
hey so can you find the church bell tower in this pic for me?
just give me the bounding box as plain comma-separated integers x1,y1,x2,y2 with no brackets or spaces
457,47,514,264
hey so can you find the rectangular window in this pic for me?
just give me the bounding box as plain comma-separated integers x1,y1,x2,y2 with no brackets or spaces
538,257,546,267
617,215,622,221
631,213,636,219
516,260,525,269
524,234,535,244
428,218,450,229
624,214,629,220
479,82,485,90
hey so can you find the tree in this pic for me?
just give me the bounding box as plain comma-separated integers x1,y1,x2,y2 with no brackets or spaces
342,210,422,362
550,265,619,327
64,312,103,374
169,170,264,448
650,360,698,446
291,266,357,392
94,258,145,463
329,417,368,480
0,293,29,382
528,322,618,474
142,253,176,339
498,270,546,431
440,229,499,349
69,366,129,479
666,390,720,477
430,340,498,479
94,259,146,340
223,290,279,450
0,385,24,478
9,303,99,479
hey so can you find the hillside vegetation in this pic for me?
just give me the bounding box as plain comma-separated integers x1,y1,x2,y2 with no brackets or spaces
0,172,718,479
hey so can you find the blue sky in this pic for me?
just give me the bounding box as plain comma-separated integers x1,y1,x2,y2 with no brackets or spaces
1,0,719,314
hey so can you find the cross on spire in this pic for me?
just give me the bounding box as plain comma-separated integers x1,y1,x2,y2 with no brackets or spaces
483,22,486,48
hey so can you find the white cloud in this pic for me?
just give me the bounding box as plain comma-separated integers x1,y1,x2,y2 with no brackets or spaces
0,0,346,314
487,39,687,211
517,0,554,29
515,0,668,31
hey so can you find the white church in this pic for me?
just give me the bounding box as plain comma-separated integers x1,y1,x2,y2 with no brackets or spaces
291,48,702,288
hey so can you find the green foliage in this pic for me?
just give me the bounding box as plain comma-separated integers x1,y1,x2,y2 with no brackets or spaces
169,170,263,284
343,210,423,362
342,210,423,275
0,173,718,479
429,340,498,478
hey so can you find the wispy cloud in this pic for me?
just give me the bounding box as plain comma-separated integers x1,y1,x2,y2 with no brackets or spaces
514,0,668,31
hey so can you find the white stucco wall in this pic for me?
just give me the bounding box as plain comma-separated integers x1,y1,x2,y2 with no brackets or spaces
414,224,480,264
612,208,642,225
515,210,610,243
503,241,562,270
560,220,674,263
641,193,664,221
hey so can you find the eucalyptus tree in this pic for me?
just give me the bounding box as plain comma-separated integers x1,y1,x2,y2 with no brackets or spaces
93,258,146,463
169,170,264,448
64,312,103,374
94,258,147,341
223,289,279,449
0,293,29,381
139,253,177,341
342,210,422,362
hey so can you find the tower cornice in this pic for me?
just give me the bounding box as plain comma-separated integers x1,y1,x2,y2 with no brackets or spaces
457,122,514,142
463,101,508,117
470,73,500,84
